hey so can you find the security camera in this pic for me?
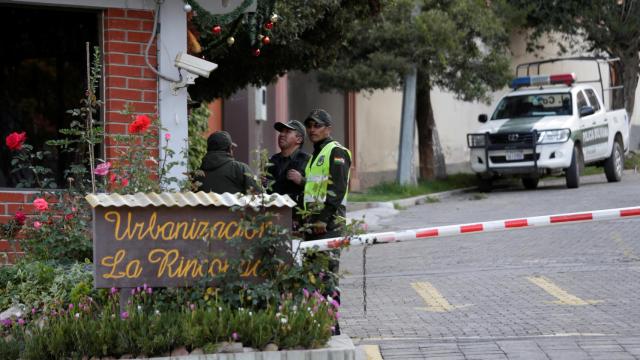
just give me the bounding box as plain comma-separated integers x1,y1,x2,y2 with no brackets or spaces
174,52,217,78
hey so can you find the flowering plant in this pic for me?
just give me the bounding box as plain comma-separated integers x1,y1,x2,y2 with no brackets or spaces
19,196,92,262
5,131,57,189
100,106,182,194
0,285,336,359
5,132,26,151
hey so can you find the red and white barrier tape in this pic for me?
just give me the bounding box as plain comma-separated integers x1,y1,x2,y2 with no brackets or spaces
299,206,640,252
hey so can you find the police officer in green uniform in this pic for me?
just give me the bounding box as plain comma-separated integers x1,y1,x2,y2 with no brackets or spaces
301,109,352,240
298,109,351,335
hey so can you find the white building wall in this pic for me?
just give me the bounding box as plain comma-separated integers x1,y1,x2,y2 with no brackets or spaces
355,90,405,187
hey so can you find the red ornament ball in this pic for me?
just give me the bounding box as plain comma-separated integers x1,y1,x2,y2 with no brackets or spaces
262,36,271,45
253,48,261,57
212,25,222,35
264,21,274,30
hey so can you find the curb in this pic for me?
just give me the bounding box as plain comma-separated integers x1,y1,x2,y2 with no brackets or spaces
147,335,355,360
347,187,474,212
347,169,640,213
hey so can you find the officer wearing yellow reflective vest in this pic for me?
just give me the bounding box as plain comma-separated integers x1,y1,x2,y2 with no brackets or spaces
301,109,352,241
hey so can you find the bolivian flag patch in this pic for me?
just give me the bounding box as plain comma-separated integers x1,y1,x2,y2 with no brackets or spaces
333,156,346,165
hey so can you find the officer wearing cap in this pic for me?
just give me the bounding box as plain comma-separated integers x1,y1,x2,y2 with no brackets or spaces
197,131,257,194
301,109,352,240
301,108,351,336
267,120,311,226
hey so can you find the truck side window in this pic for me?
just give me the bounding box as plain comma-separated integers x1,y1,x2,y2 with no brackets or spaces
577,91,588,110
585,89,601,111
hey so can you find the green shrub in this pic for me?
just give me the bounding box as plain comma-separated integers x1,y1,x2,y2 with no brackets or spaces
0,260,95,311
188,102,210,172
3,287,336,359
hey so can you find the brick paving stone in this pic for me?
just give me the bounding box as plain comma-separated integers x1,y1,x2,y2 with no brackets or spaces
342,172,640,359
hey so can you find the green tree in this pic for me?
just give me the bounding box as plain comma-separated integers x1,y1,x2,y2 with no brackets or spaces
187,0,380,101
317,0,515,179
509,0,640,115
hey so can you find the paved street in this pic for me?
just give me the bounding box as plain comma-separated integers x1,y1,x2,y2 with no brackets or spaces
342,171,640,359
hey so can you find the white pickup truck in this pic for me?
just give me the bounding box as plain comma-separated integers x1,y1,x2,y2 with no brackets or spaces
467,72,629,190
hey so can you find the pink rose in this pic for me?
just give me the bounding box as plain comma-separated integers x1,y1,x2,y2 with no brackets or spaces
165,133,171,141
94,162,111,176
33,198,48,212
33,221,42,230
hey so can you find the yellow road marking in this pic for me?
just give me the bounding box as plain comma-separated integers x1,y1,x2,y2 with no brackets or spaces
527,276,601,305
361,345,383,360
411,281,470,312
612,232,640,261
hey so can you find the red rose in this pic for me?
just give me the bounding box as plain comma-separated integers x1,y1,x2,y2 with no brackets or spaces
14,211,26,226
128,114,152,134
5,132,26,151
64,213,74,221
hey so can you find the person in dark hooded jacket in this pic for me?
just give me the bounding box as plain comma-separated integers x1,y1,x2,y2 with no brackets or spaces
197,131,257,194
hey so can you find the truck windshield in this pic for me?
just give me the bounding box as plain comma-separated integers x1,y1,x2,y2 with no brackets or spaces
491,93,573,120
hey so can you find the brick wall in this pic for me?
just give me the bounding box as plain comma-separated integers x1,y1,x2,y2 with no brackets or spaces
0,7,159,263
103,8,159,162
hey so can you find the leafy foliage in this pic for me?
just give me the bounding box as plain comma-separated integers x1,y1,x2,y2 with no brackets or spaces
47,46,104,194
188,102,210,172
509,0,640,115
188,0,380,101
317,0,515,179
318,0,513,100
1,277,336,359
8,143,56,189
19,194,92,263
0,261,95,312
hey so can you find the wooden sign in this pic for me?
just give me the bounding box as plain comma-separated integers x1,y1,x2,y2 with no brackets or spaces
92,205,292,288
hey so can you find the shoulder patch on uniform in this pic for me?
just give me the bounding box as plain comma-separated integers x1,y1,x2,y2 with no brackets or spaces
333,156,345,165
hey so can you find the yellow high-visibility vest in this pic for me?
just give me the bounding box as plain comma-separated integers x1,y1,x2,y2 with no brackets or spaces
303,141,351,209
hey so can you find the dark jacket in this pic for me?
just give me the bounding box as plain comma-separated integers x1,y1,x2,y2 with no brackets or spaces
267,148,311,206
198,151,257,194
307,137,351,232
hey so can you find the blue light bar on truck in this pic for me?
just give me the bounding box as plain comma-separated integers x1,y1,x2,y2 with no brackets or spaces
510,73,576,89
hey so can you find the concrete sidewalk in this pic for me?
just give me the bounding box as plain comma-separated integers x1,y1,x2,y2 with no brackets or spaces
346,187,473,232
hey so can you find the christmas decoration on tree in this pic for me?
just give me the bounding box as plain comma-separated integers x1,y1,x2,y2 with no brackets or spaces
185,0,277,60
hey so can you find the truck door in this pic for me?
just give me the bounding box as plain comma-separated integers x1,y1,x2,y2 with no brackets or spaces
577,90,601,162
584,88,609,159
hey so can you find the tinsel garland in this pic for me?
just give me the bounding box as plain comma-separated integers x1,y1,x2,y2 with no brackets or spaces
185,0,277,58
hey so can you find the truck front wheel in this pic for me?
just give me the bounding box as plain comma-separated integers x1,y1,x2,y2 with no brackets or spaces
477,175,493,192
522,176,539,190
604,140,623,182
565,145,582,189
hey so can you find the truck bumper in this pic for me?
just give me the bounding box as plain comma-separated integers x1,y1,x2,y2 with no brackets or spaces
470,140,574,176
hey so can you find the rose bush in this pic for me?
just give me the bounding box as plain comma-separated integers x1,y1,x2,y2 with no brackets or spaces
5,132,26,151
